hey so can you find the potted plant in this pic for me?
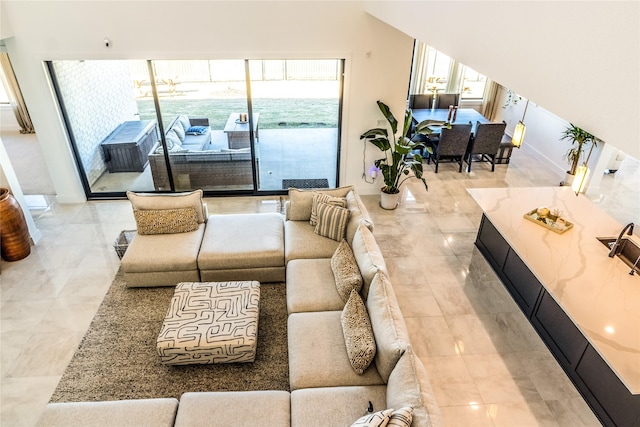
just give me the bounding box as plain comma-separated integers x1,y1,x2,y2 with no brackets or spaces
359,100,432,209
560,123,596,186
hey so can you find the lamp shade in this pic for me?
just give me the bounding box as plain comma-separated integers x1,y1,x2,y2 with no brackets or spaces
572,164,590,195
512,121,526,148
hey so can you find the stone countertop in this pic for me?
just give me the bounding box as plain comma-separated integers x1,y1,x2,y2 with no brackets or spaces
468,186,640,394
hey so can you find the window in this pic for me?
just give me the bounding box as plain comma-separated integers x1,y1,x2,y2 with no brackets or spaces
410,42,487,100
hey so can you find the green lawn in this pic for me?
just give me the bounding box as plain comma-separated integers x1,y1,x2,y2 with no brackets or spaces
136,98,339,130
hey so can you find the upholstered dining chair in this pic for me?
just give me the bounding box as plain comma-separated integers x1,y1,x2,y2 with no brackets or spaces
466,121,507,172
436,93,460,109
426,122,472,173
408,94,435,110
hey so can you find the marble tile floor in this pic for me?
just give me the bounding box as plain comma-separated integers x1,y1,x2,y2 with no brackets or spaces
1,146,622,427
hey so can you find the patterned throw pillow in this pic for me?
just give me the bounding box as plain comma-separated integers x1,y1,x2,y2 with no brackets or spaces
310,192,347,226
341,289,376,375
351,408,393,427
314,202,350,241
134,207,199,235
331,239,363,303
387,407,414,427
186,126,208,135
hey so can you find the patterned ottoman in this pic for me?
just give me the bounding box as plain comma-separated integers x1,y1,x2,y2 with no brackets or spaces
157,281,260,365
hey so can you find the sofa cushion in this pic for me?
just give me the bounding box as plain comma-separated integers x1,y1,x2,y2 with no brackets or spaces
122,223,205,274
314,202,350,241
36,398,179,427
285,220,341,262
175,391,290,427
133,207,199,235
288,311,384,390
342,290,376,375
386,346,441,427
310,192,346,226
332,239,363,302
366,272,410,382
351,409,393,427
177,115,191,133
286,185,353,221
286,258,343,313
127,189,206,223
352,224,387,300
290,386,386,427
346,190,374,245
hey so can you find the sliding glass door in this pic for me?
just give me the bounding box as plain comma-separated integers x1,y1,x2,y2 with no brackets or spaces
48,58,342,197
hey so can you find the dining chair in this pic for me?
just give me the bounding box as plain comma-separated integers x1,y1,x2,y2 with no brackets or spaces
408,94,435,110
426,122,472,173
466,121,507,172
436,93,460,109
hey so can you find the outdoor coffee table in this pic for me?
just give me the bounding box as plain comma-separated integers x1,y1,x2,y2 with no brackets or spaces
156,281,260,365
223,112,260,149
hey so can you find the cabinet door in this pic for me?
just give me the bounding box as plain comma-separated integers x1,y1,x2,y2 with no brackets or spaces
532,291,587,368
576,345,640,427
475,215,510,272
502,249,543,316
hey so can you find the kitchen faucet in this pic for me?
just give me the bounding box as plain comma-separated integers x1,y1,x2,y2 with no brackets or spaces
609,222,635,257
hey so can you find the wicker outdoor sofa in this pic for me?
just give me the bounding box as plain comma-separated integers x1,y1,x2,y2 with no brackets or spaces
148,115,254,191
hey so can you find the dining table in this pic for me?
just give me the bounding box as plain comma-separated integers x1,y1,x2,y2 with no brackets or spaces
411,108,491,135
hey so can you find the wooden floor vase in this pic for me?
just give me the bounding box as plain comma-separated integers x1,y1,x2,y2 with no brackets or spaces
0,188,31,261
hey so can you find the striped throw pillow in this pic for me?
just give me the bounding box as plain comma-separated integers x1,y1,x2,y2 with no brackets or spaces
310,192,347,226
314,202,350,241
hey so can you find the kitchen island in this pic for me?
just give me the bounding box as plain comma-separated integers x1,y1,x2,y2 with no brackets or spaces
469,186,639,427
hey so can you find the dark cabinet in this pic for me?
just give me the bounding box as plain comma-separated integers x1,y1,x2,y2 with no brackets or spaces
502,248,543,316
101,120,158,172
576,345,640,427
476,214,510,271
532,291,587,367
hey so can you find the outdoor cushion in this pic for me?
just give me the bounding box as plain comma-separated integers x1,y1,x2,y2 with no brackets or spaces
177,115,191,133
127,189,206,223
186,125,208,135
172,122,186,141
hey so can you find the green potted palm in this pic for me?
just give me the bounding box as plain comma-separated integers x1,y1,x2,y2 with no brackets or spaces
359,100,432,209
560,124,596,186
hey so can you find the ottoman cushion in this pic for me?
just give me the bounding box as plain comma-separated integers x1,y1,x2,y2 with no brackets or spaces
157,281,260,365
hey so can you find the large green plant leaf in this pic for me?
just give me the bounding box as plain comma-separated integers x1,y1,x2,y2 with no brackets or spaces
376,100,398,135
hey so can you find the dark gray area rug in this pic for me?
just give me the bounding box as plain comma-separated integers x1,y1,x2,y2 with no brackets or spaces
50,272,289,402
282,178,329,189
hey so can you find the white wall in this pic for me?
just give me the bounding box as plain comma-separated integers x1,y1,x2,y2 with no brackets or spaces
364,1,640,160
0,105,19,131
1,1,415,200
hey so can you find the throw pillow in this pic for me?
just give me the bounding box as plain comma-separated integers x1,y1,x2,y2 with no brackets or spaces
172,122,186,141
133,207,199,235
177,115,191,133
165,129,181,150
310,192,347,226
387,407,413,427
127,189,205,223
351,409,393,427
341,289,376,375
186,125,208,135
314,202,350,241
331,239,363,303
286,185,353,221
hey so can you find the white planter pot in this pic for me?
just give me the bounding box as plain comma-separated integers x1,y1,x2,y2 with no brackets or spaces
563,172,575,186
380,191,400,210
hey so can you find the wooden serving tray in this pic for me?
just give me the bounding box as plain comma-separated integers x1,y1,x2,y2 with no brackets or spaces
523,208,574,234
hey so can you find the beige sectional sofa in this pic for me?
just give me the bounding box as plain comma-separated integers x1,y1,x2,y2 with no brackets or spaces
40,187,441,427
